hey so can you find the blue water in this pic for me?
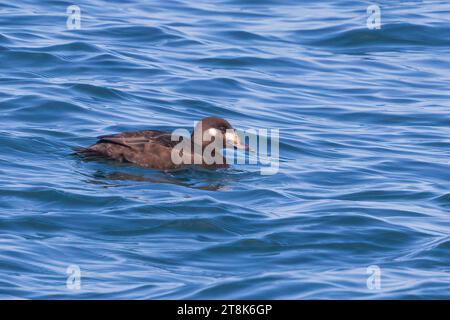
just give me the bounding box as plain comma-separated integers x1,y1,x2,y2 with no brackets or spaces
1,0,450,299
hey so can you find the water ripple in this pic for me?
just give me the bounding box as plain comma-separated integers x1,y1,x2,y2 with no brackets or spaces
1,0,450,299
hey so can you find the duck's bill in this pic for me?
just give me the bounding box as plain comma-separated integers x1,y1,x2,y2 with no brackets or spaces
234,143,250,151
226,131,251,151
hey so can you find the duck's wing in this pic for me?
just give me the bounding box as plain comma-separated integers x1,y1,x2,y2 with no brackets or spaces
97,130,182,149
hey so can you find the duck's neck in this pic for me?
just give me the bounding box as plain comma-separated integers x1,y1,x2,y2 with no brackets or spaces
189,135,227,167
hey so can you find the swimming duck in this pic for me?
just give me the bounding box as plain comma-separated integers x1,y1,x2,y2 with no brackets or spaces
75,117,248,170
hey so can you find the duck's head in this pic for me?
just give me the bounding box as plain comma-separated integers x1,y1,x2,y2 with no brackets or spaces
191,116,249,151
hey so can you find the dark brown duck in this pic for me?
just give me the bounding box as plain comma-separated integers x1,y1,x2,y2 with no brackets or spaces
75,117,248,170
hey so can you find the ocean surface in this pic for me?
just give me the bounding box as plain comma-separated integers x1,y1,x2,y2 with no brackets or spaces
1,0,450,299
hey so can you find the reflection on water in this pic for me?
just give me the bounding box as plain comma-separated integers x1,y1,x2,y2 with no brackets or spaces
88,170,227,191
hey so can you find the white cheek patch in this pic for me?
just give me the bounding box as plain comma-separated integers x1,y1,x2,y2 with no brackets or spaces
207,128,219,137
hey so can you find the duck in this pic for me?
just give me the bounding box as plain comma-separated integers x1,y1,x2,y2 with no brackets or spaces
75,117,248,170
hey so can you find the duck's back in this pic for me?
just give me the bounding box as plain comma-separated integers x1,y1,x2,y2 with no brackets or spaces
77,130,184,170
